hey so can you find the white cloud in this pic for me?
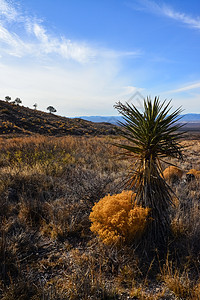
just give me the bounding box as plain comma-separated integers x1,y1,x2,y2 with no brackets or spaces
0,24,33,57
0,1,141,63
0,0,18,22
130,0,200,30
162,5,200,29
29,23,96,63
166,82,200,93
0,19,96,62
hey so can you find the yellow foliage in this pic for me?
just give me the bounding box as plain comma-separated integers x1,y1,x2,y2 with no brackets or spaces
89,190,150,245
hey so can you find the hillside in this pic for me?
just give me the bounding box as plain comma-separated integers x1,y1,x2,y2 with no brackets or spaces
0,100,117,136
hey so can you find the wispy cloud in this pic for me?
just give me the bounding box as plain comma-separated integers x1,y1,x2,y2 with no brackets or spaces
162,5,200,29
167,82,200,94
0,9,96,62
129,0,200,30
0,0,141,63
30,23,96,63
0,0,19,22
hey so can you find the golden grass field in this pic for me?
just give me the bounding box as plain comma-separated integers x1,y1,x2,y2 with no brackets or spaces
0,134,200,299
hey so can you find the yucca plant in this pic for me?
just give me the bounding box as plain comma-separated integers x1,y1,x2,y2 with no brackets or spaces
114,96,184,249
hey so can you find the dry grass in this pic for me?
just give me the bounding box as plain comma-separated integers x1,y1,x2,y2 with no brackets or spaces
0,134,200,299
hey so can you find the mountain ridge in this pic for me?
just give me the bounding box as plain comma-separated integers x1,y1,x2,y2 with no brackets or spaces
78,114,200,124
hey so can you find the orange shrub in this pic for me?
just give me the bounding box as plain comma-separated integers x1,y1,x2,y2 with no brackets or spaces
186,169,200,180
89,190,150,245
162,166,183,183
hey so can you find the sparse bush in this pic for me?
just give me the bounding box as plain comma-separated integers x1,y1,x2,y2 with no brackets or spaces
90,190,150,245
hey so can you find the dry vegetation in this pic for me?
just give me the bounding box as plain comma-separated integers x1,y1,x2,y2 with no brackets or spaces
0,134,200,299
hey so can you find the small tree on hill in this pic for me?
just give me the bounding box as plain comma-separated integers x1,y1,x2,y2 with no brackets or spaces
33,103,37,110
15,98,22,105
5,96,11,102
47,106,56,114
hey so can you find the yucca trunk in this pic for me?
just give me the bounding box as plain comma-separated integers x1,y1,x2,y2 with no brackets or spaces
133,157,171,247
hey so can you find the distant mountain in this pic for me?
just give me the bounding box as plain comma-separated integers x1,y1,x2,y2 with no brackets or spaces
79,116,123,125
79,114,200,124
0,100,117,136
181,114,200,122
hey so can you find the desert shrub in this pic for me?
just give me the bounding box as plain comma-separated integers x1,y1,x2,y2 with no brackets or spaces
186,168,200,181
162,166,184,184
187,169,197,175
90,190,150,245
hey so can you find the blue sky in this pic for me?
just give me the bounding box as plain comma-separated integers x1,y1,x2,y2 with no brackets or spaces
0,0,200,116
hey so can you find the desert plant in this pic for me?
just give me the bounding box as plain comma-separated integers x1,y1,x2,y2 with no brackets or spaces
89,190,150,245
114,97,184,248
